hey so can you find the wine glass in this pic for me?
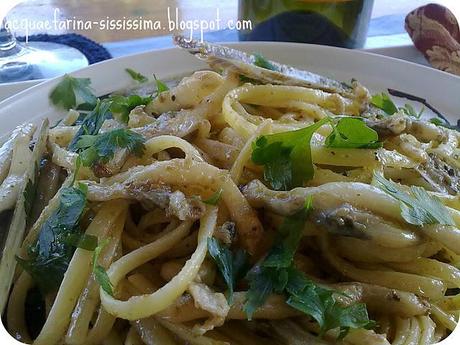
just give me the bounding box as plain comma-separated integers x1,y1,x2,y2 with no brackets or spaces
0,18,89,83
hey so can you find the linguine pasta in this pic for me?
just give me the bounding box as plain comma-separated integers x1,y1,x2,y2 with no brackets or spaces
0,39,459,345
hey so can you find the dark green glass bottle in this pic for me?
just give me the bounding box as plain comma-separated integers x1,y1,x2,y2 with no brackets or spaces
238,0,374,48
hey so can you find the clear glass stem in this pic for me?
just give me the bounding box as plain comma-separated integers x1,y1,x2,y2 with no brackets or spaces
0,18,19,57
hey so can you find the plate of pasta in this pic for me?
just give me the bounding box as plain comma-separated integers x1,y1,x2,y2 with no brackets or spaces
0,36,459,345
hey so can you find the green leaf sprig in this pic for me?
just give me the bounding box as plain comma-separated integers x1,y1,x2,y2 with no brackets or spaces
17,184,88,293
242,197,374,337
76,128,146,168
154,75,169,96
252,117,382,190
373,172,455,226
125,68,148,83
253,53,277,71
207,238,248,304
203,189,223,205
325,117,381,149
92,239,114,296
50,75,97,110
109,94,152,123
252,118,329,191
371,92,424,118
68,100,112,152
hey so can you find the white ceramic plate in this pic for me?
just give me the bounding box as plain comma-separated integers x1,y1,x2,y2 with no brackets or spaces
0,42,459,139
0,45,429,104
0,80,42,103
0,42,459,345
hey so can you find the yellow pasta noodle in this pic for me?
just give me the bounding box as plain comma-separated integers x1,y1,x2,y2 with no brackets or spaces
2,43,460,345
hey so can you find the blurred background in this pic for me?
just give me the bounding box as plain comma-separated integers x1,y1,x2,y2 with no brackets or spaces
7,0,460,44
1,0,460,86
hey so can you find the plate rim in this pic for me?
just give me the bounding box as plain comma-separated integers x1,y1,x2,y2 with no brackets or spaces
1,40,460,109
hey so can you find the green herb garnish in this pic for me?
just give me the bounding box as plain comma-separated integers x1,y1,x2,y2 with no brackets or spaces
430,118,444,127
264,196,312,268
373,172,455,226
239,75,258,84
244,197,312,318
109,94,152,123
400,103,424,119
430,118,460,132
251,118,328,190
325,117,381,149
252,117,382,190
244,265,289,319
203,189,223,205
370,93,398,115
286,267,375,338
76,128,145,168
243,197,374,337
17,184,88,293
154,75,169,96
63,233,98,251
371,92,424,119
253,53,277,71
49,75,97,110
68,100,112,152
207,238,248,304
125,68,148,83
24,163,39,226
252,118,330,190
92,239,114,296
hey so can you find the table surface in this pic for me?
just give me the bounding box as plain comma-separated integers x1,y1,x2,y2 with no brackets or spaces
8,0,460,43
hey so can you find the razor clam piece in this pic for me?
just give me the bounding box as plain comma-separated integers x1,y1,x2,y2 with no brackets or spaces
416,152,460,195
0,123,35,184
87,181,206,221
0,126,36,213
242,179,421,248
173,35,355,97
333,282,429,317
0,120,48,313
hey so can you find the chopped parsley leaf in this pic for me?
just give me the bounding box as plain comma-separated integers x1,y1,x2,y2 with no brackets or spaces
253,53,277,71
68,99,112,152
325,117,382,149
16,184,87,293
243,198,374,337
371,92,424,119
76,128,145,168
125,68,148,83
203,189,223,205
207,237,248,304
109,94,152,123
49,75,97,110
92,239,114,296
252,118,329,191
373,172,455,226
154,75,169,96
370,93,398,115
